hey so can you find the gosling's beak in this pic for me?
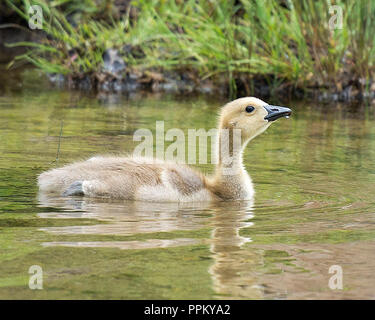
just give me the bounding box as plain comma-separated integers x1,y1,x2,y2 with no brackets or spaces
264,105,292,122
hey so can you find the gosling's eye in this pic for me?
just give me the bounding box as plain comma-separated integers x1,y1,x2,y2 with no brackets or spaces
245,106,255,113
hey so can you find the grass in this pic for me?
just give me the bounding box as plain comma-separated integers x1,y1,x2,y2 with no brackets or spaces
3,0,375,97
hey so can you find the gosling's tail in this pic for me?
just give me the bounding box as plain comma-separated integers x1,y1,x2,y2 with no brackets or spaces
38,169,70,194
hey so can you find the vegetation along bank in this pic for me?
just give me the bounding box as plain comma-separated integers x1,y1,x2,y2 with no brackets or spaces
2,0,375,102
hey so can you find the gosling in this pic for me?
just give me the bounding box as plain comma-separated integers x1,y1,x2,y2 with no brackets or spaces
38,97,291,202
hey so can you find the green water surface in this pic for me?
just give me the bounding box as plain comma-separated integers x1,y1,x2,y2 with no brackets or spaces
0,69,374,299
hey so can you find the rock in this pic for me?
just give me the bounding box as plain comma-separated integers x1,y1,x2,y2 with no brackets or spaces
318,92,329,102
78,76,92,90
161,81,179,93
102,49,126,77
124,81,140,92
99,80,113,92
48,73,65,87
198,85,214,94
113,80,123,92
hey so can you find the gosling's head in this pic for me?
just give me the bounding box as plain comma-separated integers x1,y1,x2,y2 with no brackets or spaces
219,97,292,142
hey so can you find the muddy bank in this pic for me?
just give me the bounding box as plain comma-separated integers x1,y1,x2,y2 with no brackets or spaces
47,46,375,103
48,66,375,103
2,41,374,102
1,25,373,102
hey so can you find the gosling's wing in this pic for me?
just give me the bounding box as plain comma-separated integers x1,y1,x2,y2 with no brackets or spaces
38,156,163,195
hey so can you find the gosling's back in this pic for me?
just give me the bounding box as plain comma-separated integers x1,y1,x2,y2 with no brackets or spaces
38,156,215,202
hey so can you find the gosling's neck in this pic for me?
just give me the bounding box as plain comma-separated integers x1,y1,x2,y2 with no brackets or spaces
208,128,253,200
215,128,248,176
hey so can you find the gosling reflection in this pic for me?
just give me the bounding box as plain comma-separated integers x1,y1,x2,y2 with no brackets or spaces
208,200,263,299
37,194,210,249
38,194,262,298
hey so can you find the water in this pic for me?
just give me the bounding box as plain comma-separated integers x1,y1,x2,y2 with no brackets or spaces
0,68,375,299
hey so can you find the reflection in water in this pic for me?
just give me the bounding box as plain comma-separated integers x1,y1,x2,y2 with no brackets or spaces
208,201,263,299
38,195,262,298
38,194,211,236
43,238,199,250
